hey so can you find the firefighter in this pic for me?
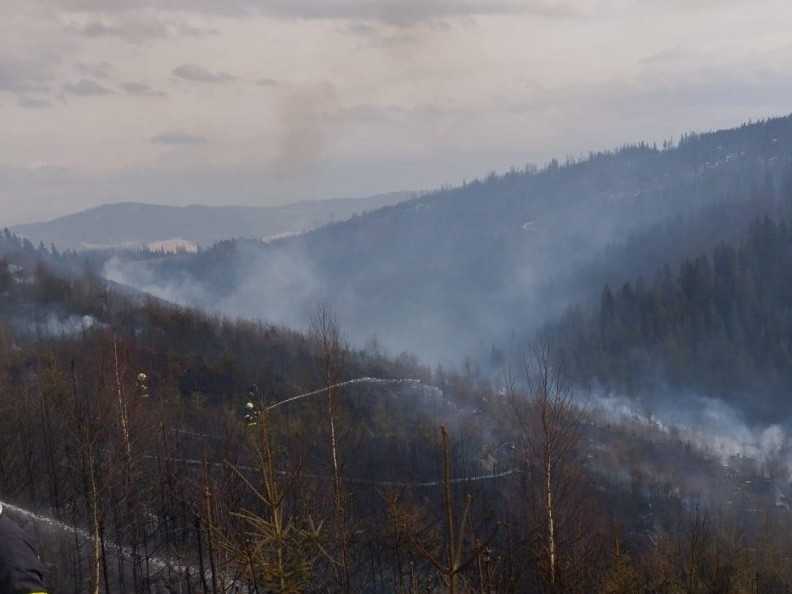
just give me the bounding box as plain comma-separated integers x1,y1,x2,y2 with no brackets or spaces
243,386,260,426
0,504,48,594
243,399,259,426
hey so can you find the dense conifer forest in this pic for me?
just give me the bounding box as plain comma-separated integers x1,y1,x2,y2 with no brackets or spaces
5,224,792,593
548,214,792,422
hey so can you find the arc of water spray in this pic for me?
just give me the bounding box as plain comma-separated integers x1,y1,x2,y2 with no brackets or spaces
0,499,249,591
0,376,506,590
0,500,191,575
264,377,426,411
169,376,519,487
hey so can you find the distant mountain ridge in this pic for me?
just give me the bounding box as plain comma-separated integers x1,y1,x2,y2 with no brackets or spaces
103,115,792,362
11,192,415,251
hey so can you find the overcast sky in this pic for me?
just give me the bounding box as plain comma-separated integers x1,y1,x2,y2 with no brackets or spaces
2,0,792,224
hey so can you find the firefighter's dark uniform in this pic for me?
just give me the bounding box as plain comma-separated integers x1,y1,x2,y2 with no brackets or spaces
0,505,48,594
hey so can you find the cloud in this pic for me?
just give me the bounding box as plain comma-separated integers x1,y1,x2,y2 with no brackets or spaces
66,15,219,43
638,46,691,66
63,78,113,95
236,0,583,25
17,96,52,109
177,22,219,37
346,25,432,50
333,103,406,124
122,81,165,96
48,0,584,23
248,0,477,23
75,61,113,79
0,56,53,95
172,63,235,83
69,17,170,43
151,131,207,145
256,77,279,87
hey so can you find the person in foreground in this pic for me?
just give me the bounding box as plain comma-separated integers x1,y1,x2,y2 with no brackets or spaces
0,504,48,594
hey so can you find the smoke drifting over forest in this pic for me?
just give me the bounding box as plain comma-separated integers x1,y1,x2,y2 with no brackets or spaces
7,1,792,584
588,391,792,476
103,115,792,368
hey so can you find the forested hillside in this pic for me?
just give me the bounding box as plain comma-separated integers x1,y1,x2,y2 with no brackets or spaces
105,116,792,362
0,231,426,404
545,214,792,422
4,238,792,593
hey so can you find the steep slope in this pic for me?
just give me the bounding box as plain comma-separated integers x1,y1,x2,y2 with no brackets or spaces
545,214,792,422
105,115,792,362
4,244,792,594
0,230,429,408
11,191,414,251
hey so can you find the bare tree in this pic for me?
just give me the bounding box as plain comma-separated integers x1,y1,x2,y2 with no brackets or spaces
509,343,590,593
69,360,107,594
399,426,493,594
309,303,351,593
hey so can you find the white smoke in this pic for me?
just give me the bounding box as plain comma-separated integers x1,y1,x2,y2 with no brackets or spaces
16,313,101,337
40,314,98,336
103,255,212,306
586,391,792,475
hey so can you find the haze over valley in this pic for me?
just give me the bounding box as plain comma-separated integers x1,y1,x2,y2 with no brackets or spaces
5,2,792,593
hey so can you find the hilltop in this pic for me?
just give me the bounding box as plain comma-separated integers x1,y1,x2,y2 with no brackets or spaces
106,115,792,362
11,191,414,252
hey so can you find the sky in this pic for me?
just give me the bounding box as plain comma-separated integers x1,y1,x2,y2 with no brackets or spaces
3,0,792,225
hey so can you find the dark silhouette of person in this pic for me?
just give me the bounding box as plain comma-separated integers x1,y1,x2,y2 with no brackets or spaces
0,504,48,594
